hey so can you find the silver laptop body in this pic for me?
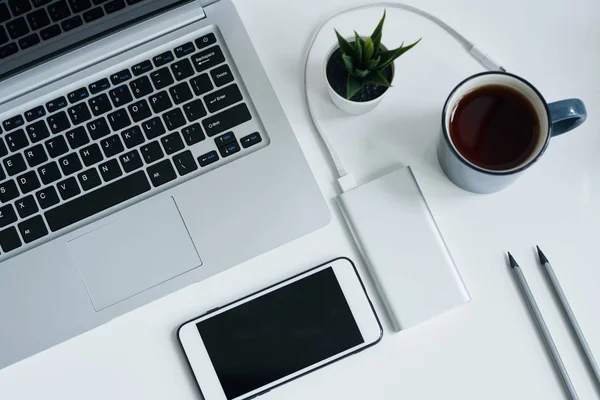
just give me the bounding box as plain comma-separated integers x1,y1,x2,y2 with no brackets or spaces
0,0,329,369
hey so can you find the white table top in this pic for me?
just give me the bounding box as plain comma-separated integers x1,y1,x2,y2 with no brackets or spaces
1,0,599,399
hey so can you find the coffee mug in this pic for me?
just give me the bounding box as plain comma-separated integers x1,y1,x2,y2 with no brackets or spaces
437,71,587,194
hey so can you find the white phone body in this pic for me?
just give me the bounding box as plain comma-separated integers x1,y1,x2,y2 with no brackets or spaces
178,257,382,400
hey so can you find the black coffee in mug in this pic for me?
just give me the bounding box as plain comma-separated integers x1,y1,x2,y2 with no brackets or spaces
449,84,541,171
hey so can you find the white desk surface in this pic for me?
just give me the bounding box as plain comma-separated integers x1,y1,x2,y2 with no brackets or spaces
1,0,599,399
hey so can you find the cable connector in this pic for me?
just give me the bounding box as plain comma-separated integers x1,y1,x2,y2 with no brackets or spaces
338,174,357,192
469,45,506,72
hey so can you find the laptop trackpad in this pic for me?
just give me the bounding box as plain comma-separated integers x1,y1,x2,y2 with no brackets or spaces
67,197,202,311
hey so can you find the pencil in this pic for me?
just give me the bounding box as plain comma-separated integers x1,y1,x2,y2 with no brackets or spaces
508,252,579,400
536,246,600,387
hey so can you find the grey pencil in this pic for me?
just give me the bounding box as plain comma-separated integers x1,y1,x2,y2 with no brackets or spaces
537,246,600,386
508,252,579,400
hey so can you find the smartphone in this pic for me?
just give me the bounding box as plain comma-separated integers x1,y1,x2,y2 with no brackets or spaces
178,257,382,400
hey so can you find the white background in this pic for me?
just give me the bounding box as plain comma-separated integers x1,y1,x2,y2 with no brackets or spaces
1,0,599,399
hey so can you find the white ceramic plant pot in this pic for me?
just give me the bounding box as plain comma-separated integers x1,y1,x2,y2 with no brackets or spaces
324,40,395,115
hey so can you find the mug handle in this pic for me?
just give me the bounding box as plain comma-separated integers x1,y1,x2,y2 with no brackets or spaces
548,99,587,137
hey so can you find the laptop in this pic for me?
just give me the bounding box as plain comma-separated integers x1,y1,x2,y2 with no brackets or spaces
0,0,330,370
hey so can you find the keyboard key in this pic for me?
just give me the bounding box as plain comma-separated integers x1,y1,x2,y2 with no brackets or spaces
3,115,24,131
15,195,38,219
67,87,89,104
89,78,110,94
79,143,103,166
67,103,92,124
169,82,193,105
0,227,21,252
9,0,32,15
198,150,218,167
58,152,83,175
45,136,69,158
129,76,153,98
182,99,206,122
110,69,132,85
89,93,112,116
119,149,143,173
100,134,124,158
148,91,172,114
240,132,262,149
24,105,46,122
56,176,80,200
45,171,150,231
163,108,186,131
0,43,18,59
40,24,61,41
4,153,27,176
86,117,110,140
27,8,51,30
17,170,41,194
174,42,195,58
49,0,71,21
171,58,194,81
33,0,54,8
61,15,82,31
153,51,174,67
46,96,67,112
82,6,104,22
142,117,165,140
0,138,7,157
38,161,62,184
18,215,48,243
0,3,10,23
173,150,197,176
48,111,71,134
109,84,133,107
126,0,145,4
204,84,243,113
98,158,122,182
210,64,234,87
18,33,40,49
77,168,101,191
105,0,125,14
69,0,92,12
190,74,213,96
121,126,144,148
150,67,173,90
192,45,225,73
66,126,90,149
0,27,7,45
24,144,48,167
7,17,30,39
202,103,251,137
0,180,19,202
147,159,175,187
160,132,184,155
141,141,163,164
0,166,5,182
0,204,17,227
128,99,151,122
219,142,240,158
107,108,131,131
214,131,235,148
36,186,60,209
5,129,29,152
132,59,152,76
181,123,204,146
195,33,216,50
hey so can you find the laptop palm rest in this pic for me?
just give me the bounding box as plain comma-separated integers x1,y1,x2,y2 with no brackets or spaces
67,196,202,311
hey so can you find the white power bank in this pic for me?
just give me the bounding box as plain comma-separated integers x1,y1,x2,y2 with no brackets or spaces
338,166,470,331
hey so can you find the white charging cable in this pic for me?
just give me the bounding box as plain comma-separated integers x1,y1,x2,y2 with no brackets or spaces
302,2,505,192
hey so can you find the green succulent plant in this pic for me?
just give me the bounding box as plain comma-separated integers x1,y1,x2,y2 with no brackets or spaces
334,10,421,99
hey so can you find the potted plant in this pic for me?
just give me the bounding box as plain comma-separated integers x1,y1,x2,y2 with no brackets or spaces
325,11,421,115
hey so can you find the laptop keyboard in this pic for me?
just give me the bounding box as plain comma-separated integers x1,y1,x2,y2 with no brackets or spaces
0,31,265,256
0,0,142,60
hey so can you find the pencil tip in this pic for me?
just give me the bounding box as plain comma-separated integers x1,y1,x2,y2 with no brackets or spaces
507,252,519,268
536,245,549,265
